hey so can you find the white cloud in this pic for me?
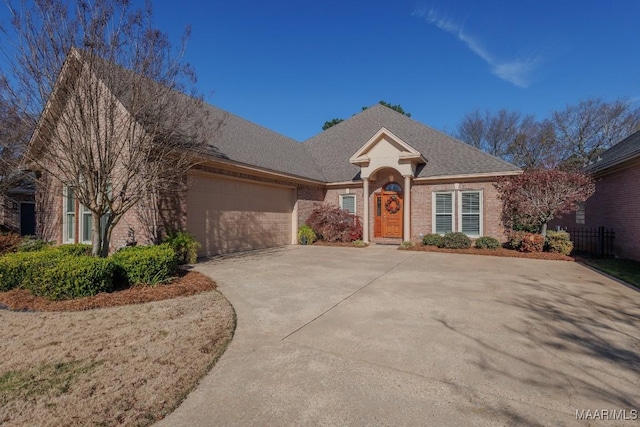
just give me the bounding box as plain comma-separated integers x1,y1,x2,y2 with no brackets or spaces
412,7,539,88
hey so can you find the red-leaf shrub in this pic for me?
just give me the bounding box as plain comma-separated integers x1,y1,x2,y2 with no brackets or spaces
0,233,22,255
519,233,545,252
306,204,363,242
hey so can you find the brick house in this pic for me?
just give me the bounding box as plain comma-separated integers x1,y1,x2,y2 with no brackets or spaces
0,172,36,235
552,130,640,261
31,54,522,256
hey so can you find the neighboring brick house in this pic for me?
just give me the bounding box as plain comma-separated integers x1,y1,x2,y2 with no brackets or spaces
552,130,640,261
31,54,522,256
0,172,36,235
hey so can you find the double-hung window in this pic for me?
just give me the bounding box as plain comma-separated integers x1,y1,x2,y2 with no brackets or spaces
460,191,482,237
63,186,75,243
433,192,454,234
432,190,483,236
340,194,356,215
80,204,93,243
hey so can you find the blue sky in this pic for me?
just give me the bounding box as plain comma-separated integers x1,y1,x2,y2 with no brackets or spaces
7,1,640,141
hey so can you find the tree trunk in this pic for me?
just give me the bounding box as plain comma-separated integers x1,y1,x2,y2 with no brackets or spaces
541,222,548,237
91,211,103,257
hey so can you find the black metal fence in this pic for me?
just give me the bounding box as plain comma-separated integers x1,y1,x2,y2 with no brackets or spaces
565,226,615,257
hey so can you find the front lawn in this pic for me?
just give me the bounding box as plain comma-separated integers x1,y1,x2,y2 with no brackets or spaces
581,258,640,289
0,273,235,426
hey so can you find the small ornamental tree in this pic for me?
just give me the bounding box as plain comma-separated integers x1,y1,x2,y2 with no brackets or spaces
495,169,595,236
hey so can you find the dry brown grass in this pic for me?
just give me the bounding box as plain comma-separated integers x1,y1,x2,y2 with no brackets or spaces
0,273,236,426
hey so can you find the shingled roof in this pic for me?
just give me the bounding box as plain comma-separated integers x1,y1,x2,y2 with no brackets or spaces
72,52,519,183
80,51,326,182
303,104,521,182
584,129,640,174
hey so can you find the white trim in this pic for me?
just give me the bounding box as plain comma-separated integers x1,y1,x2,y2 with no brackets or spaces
458,190,483,237
432,191,455,234
79,203,93,244
62,185,75,243
339,194,357,215
349,127,427,165
414,170,522,183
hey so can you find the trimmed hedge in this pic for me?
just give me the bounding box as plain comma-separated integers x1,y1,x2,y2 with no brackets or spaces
440,232,472,249
53,244,93,257
112,244,178,286
545,231,573,255
474,236,501,250
0,250,63,292
422,233,443,247
28,256,115,300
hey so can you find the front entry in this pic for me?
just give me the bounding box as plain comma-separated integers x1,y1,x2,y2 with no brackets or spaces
374,184,403,238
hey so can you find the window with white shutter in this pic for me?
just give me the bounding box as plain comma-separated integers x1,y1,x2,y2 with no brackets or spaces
340,194,356,214
460,191,482,236
433,192,454,234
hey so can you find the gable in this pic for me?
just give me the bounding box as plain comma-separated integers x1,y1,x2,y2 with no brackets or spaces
304,104,521,183
349,127,426,178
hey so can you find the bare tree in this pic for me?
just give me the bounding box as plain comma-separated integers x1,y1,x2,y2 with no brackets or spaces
552,97,640,167
2,0,211,256
0,90,33,197
507,118,558,169
457,109,521,159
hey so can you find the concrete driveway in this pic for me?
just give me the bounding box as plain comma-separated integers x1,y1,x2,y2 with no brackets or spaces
158,246,640,426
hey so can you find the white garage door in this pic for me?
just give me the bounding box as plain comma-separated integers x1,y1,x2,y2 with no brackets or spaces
187,174,295,256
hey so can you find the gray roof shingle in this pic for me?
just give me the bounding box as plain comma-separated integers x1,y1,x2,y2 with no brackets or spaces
87,51,518,182
584,129,640,174
303,104,521,182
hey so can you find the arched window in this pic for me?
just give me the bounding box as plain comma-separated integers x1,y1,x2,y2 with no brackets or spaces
384,182,402,192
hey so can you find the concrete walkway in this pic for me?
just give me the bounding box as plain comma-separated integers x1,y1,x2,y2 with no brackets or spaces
158,246,640,426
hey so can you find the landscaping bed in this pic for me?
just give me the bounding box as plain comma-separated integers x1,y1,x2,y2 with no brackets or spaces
0,271,235,426
311,241,367,248
0,270,215,312
400,244,574,261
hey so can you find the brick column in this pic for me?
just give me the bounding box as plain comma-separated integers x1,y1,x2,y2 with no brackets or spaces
363,177,369,243
403,175,411,241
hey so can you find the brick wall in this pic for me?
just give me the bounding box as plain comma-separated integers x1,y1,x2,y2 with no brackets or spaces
410,180,505,242
552,162,640,261
317,170,506,243
296,185,325,225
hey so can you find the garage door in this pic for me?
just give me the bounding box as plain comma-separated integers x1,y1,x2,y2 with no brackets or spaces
187,174,295,256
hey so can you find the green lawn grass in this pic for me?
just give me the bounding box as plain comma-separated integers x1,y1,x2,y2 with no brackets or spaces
581,258,640,289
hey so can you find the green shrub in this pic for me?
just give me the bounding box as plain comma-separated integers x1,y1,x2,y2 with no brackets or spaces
545,231,574,255
352,239,366,247
53,244,92,257
27,256,115,300
400,240,415,249
112,244,178,286
0,233,22,255
520,233,545,252
17,236,51,252
0,251,63,292
422,233,443,247
474,236,501,250
440,232,471,249
297,225,317,245
163,231,201,265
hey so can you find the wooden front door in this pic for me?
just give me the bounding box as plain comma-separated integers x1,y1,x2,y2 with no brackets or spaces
374,192,403,238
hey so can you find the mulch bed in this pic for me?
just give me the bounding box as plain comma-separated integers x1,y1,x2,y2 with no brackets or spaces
311,241,367,248
400,245,574,261
0,270,217,312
